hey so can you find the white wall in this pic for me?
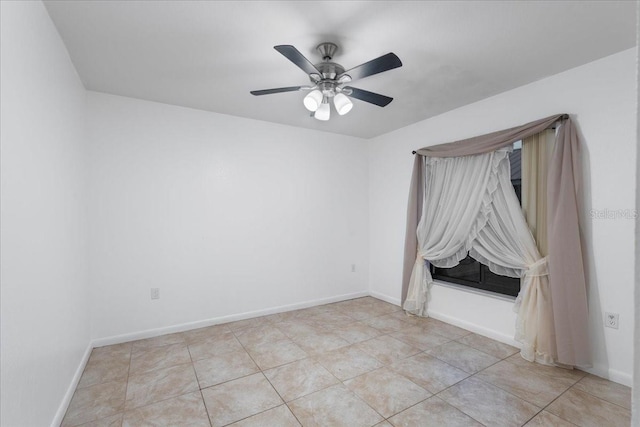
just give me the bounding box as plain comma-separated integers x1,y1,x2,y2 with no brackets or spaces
86,92,370,341
369,48,637,385
0,2,90,426
633,2,639,421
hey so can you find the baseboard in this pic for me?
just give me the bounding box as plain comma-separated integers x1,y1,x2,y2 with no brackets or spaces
369,290,519,347
606,368,633,387
369,290,401,306
426,308,521,348
51,342,93,427
581,363,633,387
427,310,522,348
92,290,370,347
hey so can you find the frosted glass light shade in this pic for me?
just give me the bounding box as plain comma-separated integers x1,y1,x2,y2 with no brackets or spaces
315,102,330,121
303,90,323,112
333,93,353,115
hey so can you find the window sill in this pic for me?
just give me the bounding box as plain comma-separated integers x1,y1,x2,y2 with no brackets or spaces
432,279,517,304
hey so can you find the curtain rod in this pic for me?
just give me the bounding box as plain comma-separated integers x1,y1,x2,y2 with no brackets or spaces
411,114,569,155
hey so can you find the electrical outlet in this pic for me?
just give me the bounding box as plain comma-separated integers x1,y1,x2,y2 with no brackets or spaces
604,312,619,329
351,264,356,273
151,288,160,300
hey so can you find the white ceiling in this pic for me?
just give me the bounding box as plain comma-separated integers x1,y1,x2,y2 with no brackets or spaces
44,1,636,139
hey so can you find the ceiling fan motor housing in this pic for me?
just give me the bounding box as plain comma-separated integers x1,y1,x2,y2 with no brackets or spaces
312,43,346,97
315,65,346,97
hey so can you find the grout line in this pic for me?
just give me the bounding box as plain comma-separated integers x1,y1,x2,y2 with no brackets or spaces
120,343,134,422
533,385,580,426
381,395,432,424
569,377,632,411
123,335,215,424
186,343,204,391
424,350,517,426
284,401,305,427
558,382,632,412
199,388,214,427
333,370,388,423
518,408,546,426
230,328,304,426
259,366,304,424
186,341,214,427
198,371,262,392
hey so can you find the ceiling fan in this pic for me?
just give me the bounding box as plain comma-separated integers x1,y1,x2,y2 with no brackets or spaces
250,43,402,121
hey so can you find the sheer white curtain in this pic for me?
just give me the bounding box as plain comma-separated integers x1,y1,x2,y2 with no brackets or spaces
403,148,554,363
403,150,506,316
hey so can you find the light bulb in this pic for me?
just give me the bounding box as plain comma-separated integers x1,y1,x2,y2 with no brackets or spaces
315,102,330,121
333,93,353,115
303,90,323,112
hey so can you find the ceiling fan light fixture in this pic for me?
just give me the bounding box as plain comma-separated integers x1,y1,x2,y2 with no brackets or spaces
333,93,353,115
303,90,323,112
315,101,330,121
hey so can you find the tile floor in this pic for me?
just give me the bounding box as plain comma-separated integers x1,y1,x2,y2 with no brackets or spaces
62,297,631,427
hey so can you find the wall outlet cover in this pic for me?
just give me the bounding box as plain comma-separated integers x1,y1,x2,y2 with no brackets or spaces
151,288,160,300
604,312,619,329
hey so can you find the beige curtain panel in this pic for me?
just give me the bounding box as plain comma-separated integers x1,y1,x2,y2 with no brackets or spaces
402,114,590,367
522,129,554,256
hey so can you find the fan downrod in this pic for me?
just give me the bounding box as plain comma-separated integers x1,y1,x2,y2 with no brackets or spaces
317,42,338,61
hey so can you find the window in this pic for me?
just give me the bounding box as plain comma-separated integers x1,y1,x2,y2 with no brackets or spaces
430,144,522,297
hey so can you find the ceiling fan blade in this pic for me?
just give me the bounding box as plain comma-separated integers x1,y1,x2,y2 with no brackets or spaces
274,45,322,76
250,86,302,96
344,86,393,107
339,53,402,81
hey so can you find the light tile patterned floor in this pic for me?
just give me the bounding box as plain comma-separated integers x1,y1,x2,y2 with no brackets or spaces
62,297,631,427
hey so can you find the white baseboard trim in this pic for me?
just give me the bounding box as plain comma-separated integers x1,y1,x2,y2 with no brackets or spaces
370,290,520,347
581,364,633,387
92,291,370,347
426,308,521,348
369,290,401,306
605,367,633,387
51,342,93,427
